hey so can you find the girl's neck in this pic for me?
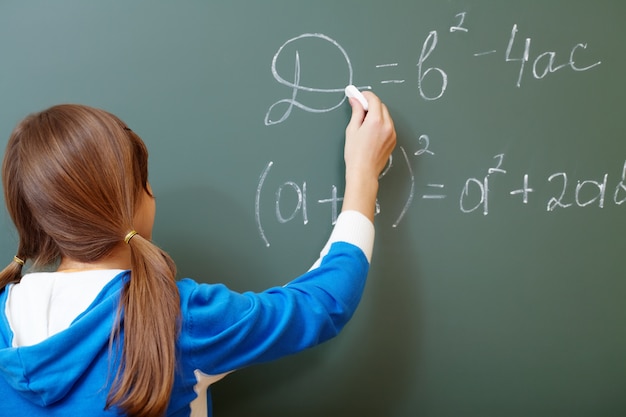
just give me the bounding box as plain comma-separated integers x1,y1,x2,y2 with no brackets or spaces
57,244,131,272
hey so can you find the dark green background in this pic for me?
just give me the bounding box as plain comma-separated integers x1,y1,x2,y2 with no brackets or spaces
0,1,624,416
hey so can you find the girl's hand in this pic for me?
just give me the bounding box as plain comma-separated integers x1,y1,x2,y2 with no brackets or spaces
342,91,397,221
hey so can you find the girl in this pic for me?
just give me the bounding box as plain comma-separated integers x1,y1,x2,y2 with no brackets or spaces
0,92,396,416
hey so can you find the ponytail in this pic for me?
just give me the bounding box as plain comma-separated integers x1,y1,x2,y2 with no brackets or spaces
106,232,180,417
0,256,25,289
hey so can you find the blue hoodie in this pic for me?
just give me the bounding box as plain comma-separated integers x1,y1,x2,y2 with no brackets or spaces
0,213,373,416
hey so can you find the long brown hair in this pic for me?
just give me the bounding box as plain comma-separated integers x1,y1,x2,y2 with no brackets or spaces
0,104,181,416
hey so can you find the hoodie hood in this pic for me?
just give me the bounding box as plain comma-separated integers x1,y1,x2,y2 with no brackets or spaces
0,271,127,406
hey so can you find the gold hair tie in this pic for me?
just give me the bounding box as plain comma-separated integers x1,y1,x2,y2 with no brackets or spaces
13,256,24,266
124,230,138,244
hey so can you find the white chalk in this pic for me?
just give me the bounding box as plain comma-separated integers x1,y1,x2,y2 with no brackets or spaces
344,85,369,111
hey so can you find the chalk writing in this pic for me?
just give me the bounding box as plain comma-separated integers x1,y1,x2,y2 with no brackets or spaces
423,184,446,200
376,63,405,84
392,147,415,228
510,174,534,204
615,162,626,205
415,134,434,156
257,11,609,246
275,181,308,224
450,12,469,33
417,31,448,101
460,154,507,216
256,149,626,245
264,33,370,126
255,161,273,247
547,172,609,211
265,13,601,124
503,24,602,87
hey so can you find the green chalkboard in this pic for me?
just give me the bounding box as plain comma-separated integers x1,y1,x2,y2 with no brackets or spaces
1,1,624,416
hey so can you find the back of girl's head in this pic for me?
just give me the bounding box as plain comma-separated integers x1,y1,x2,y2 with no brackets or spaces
2,104,148,269
1,104,180,417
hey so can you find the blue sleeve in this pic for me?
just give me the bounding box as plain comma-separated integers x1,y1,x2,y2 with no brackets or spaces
177,241,369,375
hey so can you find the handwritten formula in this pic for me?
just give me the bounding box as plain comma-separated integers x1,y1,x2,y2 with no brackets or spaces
255,11,608,247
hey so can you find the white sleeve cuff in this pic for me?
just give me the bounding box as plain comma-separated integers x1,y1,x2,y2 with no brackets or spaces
308,210,375,270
